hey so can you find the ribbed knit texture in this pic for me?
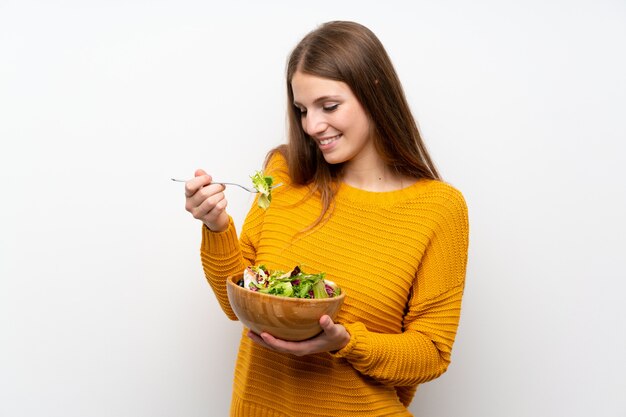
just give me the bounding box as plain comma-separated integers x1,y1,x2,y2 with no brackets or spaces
200,154,469,417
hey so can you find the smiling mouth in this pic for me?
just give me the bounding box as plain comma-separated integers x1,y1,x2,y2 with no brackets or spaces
318,134,341,146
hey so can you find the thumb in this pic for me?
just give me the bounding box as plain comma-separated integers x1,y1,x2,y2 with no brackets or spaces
320,315,334,331
194,169,208,178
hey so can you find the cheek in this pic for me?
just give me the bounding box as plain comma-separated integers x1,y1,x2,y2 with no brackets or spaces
346,106,370,130
337,109,359,131
352,112,371,139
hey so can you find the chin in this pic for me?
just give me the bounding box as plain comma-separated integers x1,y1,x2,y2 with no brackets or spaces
321,152,348,165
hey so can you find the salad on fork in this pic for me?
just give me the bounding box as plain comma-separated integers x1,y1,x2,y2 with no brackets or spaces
171,170,280,209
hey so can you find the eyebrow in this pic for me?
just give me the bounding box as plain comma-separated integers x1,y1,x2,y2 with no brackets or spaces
293,95,342,107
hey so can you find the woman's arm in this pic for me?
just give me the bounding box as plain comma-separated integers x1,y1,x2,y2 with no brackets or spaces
199,152,287,320
333,284,465,386
332,188,469,386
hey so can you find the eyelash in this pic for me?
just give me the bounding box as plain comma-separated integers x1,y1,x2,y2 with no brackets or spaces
297,104,339,116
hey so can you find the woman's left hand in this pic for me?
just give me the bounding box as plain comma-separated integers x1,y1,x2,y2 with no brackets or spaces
247,315,350,356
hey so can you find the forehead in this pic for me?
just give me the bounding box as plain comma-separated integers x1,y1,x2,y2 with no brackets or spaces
291,71,354,104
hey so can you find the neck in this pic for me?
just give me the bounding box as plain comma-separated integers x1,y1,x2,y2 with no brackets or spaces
342,161,404,192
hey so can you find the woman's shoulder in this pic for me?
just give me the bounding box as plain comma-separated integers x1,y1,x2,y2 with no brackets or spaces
415,179,468,213
420,178,464,197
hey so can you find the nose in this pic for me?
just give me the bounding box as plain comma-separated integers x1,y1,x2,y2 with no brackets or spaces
302,110,327,136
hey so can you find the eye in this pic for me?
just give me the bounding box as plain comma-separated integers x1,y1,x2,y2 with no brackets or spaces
296,106,307,116
323,104,339,112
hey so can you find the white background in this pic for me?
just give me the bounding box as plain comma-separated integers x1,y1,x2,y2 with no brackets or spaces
1,1,625,416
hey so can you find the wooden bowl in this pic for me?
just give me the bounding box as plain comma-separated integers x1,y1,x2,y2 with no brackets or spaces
226,274,346,341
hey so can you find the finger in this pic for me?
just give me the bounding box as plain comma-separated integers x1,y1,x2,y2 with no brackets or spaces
215,198,228,211
185,183,224,215
195,190,226,219
185,174,212,198
247,330,264,344
259,332,314,356
259,332,292,351
198,187,226,207
260,332,278,345
202,200,228,226
248,331,274,351
191,199,223,224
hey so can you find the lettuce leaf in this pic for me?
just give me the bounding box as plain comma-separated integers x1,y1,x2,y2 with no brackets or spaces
250,171,274,210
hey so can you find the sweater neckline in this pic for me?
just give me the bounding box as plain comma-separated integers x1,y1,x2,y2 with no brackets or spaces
336,178,432,205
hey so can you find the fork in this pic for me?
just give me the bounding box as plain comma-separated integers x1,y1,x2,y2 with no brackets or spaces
171,178,283,193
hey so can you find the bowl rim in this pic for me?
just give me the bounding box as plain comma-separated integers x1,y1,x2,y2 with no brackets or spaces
226,274,346,303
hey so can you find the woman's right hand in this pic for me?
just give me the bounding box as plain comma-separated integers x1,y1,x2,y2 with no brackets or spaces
184,169,230,232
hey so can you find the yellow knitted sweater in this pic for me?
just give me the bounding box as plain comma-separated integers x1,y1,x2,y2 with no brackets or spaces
200,154,469,417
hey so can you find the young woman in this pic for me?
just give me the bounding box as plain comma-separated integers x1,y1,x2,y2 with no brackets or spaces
183,21,469,417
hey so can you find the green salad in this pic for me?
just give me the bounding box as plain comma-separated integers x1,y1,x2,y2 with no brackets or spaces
238,265,341,299
250,171,274,209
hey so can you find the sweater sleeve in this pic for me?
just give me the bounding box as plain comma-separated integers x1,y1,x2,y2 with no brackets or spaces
200,218,247,320
199,152,287,320
330,187,469,390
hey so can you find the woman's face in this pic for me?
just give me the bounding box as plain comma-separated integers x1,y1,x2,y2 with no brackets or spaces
291,71,375,167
